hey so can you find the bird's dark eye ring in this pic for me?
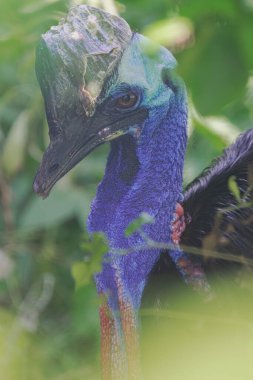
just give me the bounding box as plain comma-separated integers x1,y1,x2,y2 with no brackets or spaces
115,92,138,110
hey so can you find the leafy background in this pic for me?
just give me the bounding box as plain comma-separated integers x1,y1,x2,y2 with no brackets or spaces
0,0,253,378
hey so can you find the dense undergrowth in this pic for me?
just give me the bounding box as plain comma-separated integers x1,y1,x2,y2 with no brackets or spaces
0,0,253,378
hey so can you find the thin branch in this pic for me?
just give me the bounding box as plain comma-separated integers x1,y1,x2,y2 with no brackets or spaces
111,239,253,267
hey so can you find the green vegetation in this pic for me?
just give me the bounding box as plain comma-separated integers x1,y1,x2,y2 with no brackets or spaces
0,0,253,378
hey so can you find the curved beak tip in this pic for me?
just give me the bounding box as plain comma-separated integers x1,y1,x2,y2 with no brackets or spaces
33,180,40,194
33,175,49,198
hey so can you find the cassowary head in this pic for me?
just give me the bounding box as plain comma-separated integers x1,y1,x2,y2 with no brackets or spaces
33,5,183,197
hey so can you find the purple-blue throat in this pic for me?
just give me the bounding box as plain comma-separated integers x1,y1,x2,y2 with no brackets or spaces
88,85,188,312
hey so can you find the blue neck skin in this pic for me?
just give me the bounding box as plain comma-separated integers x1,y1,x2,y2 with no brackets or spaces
87,84,188,310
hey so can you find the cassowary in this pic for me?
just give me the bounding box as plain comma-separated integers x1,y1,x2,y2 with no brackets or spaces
33,5,253,379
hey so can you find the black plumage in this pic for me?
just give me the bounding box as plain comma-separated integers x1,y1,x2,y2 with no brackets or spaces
149,128,253,297
182,128,253,270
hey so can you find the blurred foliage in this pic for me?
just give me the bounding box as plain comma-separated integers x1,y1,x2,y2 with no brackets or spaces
0,0,253,378
142,274,253,380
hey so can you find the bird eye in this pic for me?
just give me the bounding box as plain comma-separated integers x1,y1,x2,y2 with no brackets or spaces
115,92,138,110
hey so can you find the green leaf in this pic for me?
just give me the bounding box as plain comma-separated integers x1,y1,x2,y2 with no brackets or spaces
143,17,194,52
71,261,90,289
179,23,247,114
125,212,154,237
72,285,99,336
191,104,240,146
228,175,241,202
81,232,108,273
2,110,30,176
19,188,88,230
71,233,109,289
81,232,108,257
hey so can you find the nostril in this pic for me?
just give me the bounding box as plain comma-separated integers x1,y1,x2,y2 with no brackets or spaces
49,163,60,174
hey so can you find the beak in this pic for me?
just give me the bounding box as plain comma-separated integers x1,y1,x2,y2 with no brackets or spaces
33,103,147,198
33,112,95,198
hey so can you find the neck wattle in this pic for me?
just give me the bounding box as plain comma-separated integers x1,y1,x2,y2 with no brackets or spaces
88,92,187,307
87,134,139,236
